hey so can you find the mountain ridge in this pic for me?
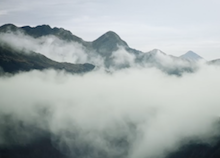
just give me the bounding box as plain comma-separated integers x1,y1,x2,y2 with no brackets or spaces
92,30,129,56
0,43,95,74
1,23,219,74
0,24,208,62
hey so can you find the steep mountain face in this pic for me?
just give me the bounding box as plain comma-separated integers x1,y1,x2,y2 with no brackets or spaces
0,44,95,74
180,51,203,62
92,31,143,68
92,31,128,56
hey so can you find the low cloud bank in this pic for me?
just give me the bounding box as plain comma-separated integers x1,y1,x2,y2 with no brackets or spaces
0,65,220,158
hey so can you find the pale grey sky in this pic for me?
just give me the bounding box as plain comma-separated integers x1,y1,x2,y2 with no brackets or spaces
0,0,220,60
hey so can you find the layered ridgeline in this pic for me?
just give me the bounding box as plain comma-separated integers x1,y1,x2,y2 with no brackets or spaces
0,24,96,74
0,45,94,74
0,25,95,74
1,23,219,75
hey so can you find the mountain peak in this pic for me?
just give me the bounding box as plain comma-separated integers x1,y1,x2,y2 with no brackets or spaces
0,23,17,28
104,30,120,38
92,31,129,56
93,31,128,46
0,23,20,32
185,50,197,55
180,51,203,62
148,49,166,55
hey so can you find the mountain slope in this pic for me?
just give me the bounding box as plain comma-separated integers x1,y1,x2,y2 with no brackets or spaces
136,49,196,75
166,138,220,158
0,24,142,69
0,24,86,45
0,44,95,74
92,31,129,57
180,51,203,62
208,59,220,65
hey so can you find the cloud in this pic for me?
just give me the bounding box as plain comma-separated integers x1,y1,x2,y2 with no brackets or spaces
110,46,136,69
0,65,220,158
0,31,199,75
1,29,220,157
0,31,104,66
2,31,204,76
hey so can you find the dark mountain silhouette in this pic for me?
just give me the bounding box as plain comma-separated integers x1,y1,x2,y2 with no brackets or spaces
0,44,94,74
92,31,128,56
92,31,142,67
0,24,84,43
166,138,220,158
0,137,66,158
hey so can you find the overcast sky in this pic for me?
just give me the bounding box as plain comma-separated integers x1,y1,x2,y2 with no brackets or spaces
0,0,220,60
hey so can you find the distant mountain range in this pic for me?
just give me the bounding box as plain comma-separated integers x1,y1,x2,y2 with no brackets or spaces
1,23,219,75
